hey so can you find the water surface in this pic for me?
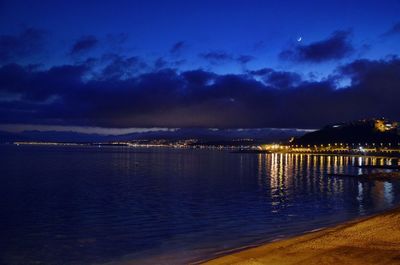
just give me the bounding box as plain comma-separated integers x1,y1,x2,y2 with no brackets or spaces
1,145,400,265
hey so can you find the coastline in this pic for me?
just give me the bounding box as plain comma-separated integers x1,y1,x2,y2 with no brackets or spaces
233,150,400,159
201,206,400,265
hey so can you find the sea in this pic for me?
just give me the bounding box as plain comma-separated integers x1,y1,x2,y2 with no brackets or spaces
1,144,400,265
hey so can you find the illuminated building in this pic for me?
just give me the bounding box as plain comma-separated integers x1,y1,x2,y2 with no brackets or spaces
374,118,398,133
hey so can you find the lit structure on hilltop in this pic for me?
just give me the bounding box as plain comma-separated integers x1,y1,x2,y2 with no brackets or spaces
374,119,398,133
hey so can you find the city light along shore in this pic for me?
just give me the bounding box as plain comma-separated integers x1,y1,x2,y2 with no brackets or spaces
260,118,400,156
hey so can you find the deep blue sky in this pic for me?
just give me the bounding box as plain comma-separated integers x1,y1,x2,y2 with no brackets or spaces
0,0,400,133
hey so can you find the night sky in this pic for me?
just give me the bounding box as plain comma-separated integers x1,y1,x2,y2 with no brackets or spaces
0,0,400,133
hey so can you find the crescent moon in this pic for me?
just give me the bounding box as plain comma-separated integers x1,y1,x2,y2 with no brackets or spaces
297,37,302,42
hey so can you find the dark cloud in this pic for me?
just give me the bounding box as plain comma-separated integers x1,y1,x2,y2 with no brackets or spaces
0,63,88,101
263,71,302,89
248,68,301,88
0,28,46,63
280,30,354,63
154,57,168,69
200,51,233,64
70,35,98,55
152,57,185,69
181,70,216,86
382,22,400,37
172,59,186,67
100,54,147,79
200,52,255,66
0,57,399,128
237,55,254,64
170,41,186,54
248,68,273,76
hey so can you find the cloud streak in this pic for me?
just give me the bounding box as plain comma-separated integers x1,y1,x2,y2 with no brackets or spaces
382,22,400,37
200,52,255,65
200,51,233,64
170,41,186,54
70,35,98,55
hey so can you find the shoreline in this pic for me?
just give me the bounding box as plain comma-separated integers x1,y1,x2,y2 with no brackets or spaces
233,150,400,159
201,206,400,265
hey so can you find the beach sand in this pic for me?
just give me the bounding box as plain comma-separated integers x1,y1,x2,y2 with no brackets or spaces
203,207,400,265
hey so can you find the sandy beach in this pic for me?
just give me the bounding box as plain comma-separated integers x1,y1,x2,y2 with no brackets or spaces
203,207,400,265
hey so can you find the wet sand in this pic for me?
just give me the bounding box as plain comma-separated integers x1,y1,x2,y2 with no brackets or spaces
203,207,400,265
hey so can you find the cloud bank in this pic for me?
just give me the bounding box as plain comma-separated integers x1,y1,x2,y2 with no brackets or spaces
0,56,399,129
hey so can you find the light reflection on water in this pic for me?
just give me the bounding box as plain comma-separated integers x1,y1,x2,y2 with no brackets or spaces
0,145,400,265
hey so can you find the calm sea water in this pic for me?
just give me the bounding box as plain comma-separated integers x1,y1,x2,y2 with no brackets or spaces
1,145,400,265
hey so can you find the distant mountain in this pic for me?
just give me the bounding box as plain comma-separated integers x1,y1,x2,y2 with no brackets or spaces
293,119,400,145
0,130,112,143
0,128,310,144
0,131,26,143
